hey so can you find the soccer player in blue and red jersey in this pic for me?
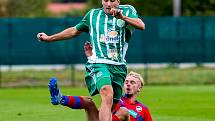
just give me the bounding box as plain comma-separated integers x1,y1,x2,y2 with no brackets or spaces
112,71,153,121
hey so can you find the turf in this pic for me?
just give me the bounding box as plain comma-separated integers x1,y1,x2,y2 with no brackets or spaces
0,85,215,121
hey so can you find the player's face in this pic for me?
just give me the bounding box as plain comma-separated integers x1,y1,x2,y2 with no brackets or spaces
102,0,120,14
124,76,142,96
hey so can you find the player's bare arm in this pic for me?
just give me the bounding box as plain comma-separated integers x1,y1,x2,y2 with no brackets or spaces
122,16,145,30
111,8,145,30
37,27,81,42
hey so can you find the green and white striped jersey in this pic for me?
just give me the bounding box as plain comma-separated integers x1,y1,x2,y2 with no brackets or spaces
75,5,138,65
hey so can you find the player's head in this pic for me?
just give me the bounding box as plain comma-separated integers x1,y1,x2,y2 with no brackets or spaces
124,71,144,97
102,0,120,14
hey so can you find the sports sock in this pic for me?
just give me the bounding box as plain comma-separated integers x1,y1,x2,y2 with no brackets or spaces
60,96,84,109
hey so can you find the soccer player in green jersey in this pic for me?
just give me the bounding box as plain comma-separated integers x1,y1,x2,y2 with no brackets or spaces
37,0,145,121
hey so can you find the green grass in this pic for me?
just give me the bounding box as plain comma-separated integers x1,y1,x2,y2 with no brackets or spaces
0,85,215,121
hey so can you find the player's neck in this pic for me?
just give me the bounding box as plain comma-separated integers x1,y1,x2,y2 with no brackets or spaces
125,94,137,103
129,95,137,103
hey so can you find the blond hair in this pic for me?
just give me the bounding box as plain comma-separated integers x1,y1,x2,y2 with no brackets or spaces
127,71,144,87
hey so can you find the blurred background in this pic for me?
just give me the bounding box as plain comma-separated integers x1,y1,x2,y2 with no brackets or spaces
1,0,215,121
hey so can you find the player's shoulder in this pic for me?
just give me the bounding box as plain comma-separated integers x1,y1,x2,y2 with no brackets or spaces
119,4,136,11
136,101,150,110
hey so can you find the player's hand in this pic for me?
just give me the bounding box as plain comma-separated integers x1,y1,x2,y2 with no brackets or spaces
84,41,93,57
110,8,124,19
37,32,50,42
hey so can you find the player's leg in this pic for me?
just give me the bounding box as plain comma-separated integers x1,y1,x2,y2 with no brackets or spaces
60,95,100,121
82,96,99,121
96,67,113,121
48,77,99,121
98,64,127,121
85,63,113,121
61,96,99,121
99,85,114,121
49,77,85,108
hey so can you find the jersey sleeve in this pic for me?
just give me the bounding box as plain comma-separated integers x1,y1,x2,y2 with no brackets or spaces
75,10,91,33
125,5,139,34
127,5,139,19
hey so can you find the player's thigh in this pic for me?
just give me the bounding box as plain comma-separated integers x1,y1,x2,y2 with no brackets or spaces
85,63,112,96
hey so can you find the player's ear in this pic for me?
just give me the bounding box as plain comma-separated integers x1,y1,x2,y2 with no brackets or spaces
137,85,142,93
137,86,141,92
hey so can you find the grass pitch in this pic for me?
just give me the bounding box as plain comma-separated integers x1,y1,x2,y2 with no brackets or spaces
0,85,215,121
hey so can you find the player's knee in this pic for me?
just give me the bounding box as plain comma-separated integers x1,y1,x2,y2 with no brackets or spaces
82,96,96,109
100,85,113,96
99,85,113,104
